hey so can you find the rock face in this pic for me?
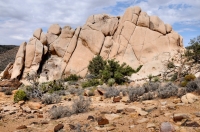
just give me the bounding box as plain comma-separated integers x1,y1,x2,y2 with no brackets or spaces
0,6,184,82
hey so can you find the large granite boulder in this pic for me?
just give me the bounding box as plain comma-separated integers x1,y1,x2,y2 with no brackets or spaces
1,6,184,83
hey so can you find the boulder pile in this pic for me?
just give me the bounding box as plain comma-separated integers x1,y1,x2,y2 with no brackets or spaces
0,6,184,83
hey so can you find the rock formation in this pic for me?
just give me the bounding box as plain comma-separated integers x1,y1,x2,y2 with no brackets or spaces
0,6,184,83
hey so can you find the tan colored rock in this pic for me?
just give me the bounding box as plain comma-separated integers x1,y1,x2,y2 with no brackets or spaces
32,39,43,65
43,45,48,55
122,6,141,23
117,35,128,54
167,31,181,50
33,28,42,39
150,16,166,34
121,44,139,69
109,41,120,58
104,114,120,121
86,15,94,24
121,21,136,40
104,36,113,48
137,12,150,28
66,27,81,54
39,32,47,45
101,16,119,36
165,24,172,33
25,37,36,68
79,29,104,55
48,24,61,35
181,93,199,104
86,14,118,36
53,37,71,57
64,39,94,77
39,55,65,82
46,33,58,44
60,26,75,38
100,36,113,59
0,62,13,79
11,42,26,79
28,102,42,110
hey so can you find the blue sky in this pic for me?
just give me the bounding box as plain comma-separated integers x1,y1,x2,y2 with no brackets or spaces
0,0,199,47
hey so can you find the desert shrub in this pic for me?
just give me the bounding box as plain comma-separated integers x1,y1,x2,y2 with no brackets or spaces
88,55,106,76
54,90,68,96
177,88,187,97
71,96,91,114
14,90,27,103
47,80,66,93
64,74,80,82
119,88,128,96
107,78,115,86
180,81,188,87
186,80,200,92
81,79,103,88
104,87,120,98
167,61,175,69
135,65,143,72
49,105,72,119
128,87,145,102
184,74,196,81
141,92,155,101
100,60,136,84
185,35,200,63
171,73,178,81
67,88,84,96
42,94,61,104
88,56,141,85
148,74,153,82
143,82,160,93
153,77,160,82
25,85,43,99
4,88,12,95
158,83,178,99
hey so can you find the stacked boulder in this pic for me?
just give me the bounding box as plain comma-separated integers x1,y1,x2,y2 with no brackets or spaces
0,6,184,83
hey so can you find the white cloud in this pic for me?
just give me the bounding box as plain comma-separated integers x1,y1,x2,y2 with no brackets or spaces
0,0,199,45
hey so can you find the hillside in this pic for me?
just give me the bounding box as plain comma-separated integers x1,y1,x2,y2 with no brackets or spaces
0,45,19,71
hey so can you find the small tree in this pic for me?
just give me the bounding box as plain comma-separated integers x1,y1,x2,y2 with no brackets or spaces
185,35,200,63
88,55,106,76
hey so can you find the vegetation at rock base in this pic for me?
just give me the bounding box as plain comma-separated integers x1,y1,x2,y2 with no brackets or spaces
185,35,200,63
81,79,103,88
88,55,106,76
63,74,80,82
14,90,27,103
50,96,91,119
88,55,142,86
180,74,196,87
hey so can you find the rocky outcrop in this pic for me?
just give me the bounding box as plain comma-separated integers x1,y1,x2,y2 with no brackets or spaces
0,6,184,83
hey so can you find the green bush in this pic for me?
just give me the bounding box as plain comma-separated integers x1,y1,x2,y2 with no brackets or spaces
14,90,27,103
107,78,115,86
153,77,160,82
100,60,136,84
171,73,178,81
82,79,103,88
180,81,188,87
185,35,200,63
64,74,80,82
148,74,153,82
88,56,141,85
88,55,106,76
184,74,196,81
47,80,66,93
